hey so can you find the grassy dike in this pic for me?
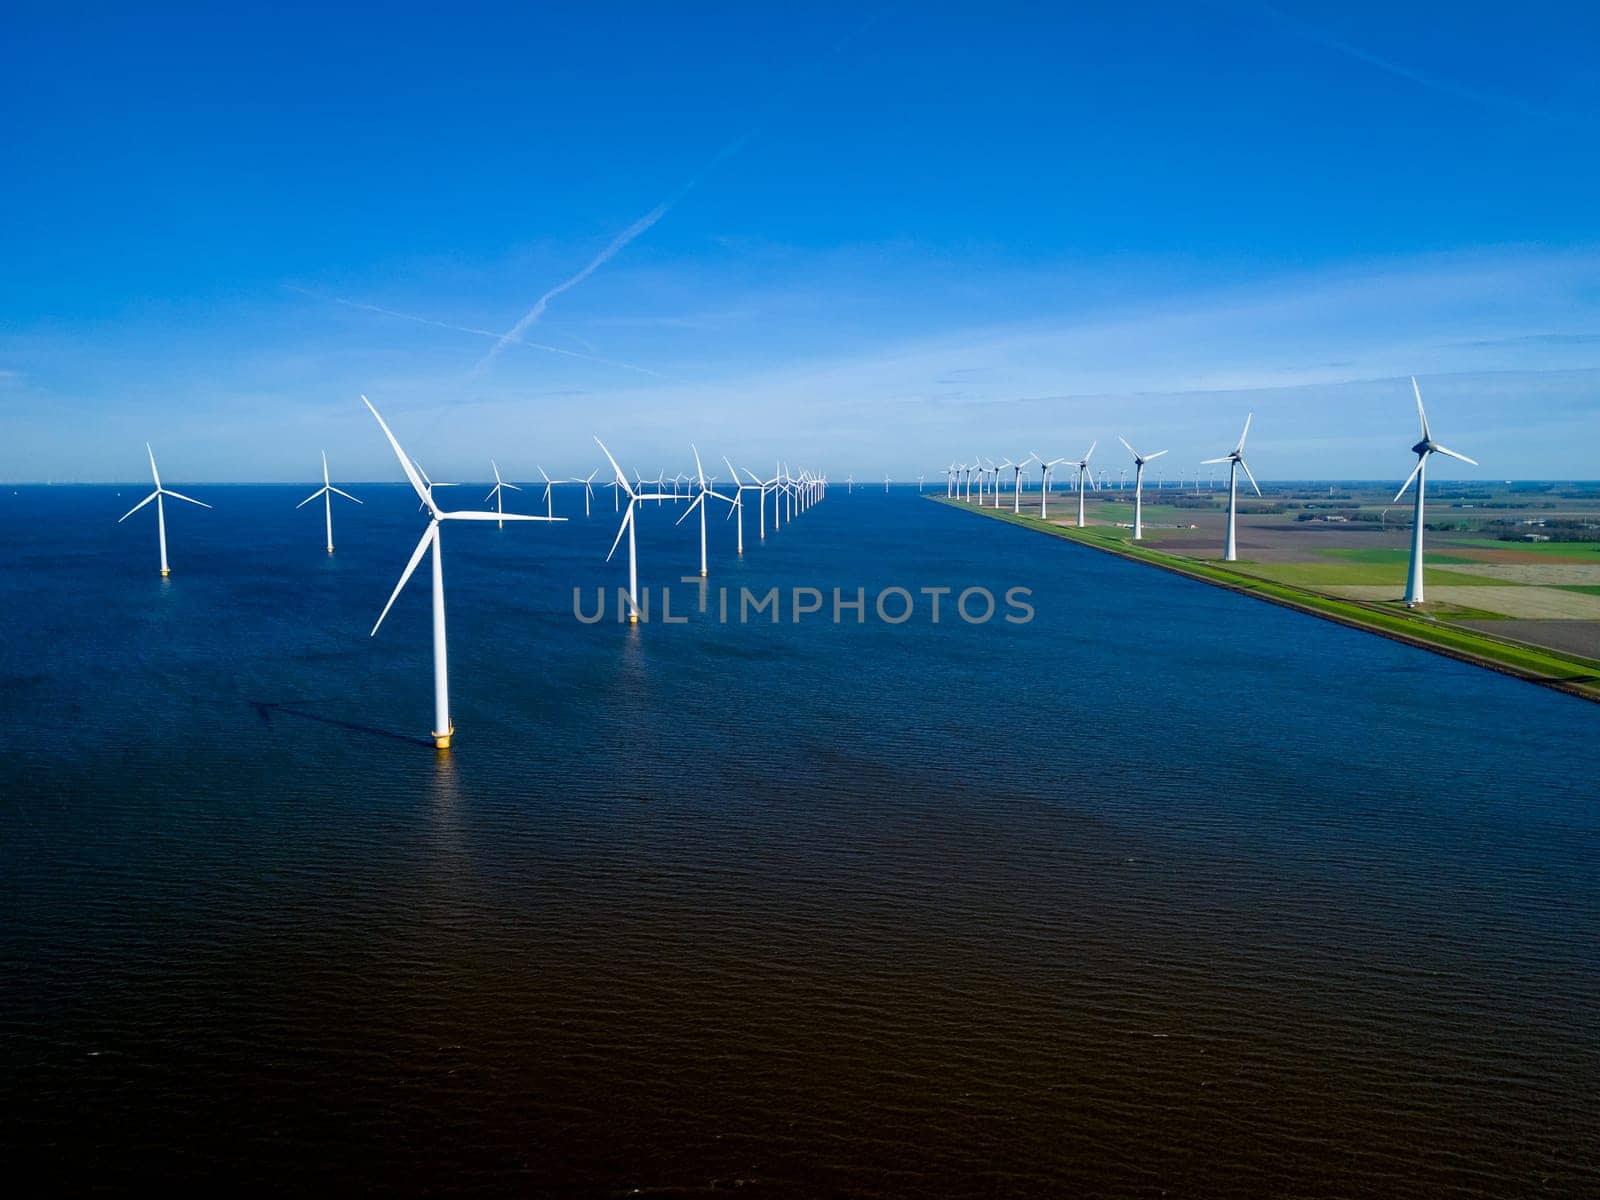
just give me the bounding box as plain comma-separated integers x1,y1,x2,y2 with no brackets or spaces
931,496,1600,704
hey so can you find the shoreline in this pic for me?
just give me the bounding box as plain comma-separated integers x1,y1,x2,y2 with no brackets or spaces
931,496,1600,705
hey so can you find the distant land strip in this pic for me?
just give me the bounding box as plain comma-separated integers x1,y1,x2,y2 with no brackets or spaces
931,496,1600,705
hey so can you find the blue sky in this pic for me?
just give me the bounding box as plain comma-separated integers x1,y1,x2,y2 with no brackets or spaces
3,1,1598,482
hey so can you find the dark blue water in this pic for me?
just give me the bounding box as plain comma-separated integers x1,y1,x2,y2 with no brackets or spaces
2,484,1595,1196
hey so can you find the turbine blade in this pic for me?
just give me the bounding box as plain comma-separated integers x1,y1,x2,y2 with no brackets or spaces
1238,458,1262,497
162,489,212,508
297,487,327,508
1393,456,1424,503
1432,444,1478,466
118,491,159,522
329,487,362,504
503,481,521,491
675,495,702,526
146,443,162,489
371,524,435,637
692,443,706,488
1145,449,1168,462
439,509,562,522
1118,436,1137,459
606,504,633,562
322,449,330,487
1412,376,1431,442
1200,456,1230,465
491,459,503,486
1237,412,1252,453
362,396,434,510
595,437,636,499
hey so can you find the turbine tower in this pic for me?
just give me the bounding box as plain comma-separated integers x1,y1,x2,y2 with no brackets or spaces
118,443,211,576
1394,378,1478,605
364,396,559,749
1200,414,1260,562
1117,437,1167,540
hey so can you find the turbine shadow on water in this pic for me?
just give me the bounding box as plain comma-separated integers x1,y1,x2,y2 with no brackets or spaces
249,698,437,749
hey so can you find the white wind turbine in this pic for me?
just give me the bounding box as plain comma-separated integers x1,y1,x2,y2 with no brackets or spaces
597,438,672,623
1117,437,1167,540
675,445,734,577
918,473,926,493
724,456,761,555
1030,453,1068,519
884,473,891,493
1004,458,1029,513
1072,442,1098,528
578,468,599,517
118,443,211,576
484,459,520,530
1200,414,1260,562
1395,377,1478,605
296,450,362,552
363,396,560,749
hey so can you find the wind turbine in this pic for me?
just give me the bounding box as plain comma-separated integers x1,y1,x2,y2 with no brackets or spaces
597,438,672,622
884,473,891,493
483,459,520,530
118,443,211,575
1004,458,1029,513
1072,442,1098,528
1030,453,1068,519
1117,437,1167,540
1201,414,1260,562
537,467,559,519
1395,377,1478,605
578,468,599,517
676,445,734,576
296,450,362,552
363,396,559,749
724,457,761,555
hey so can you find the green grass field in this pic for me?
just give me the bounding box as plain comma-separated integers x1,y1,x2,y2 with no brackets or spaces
934,498,1600,703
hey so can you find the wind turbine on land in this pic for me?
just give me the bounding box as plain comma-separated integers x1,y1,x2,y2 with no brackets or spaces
676,445,734,576
1004,458,1029,513
363,396,560,749
1117,437,1167,540
1030,453,1068,519
597,438,672,622
1072,442,1098,528
118,443,211,575
1394,377,1478,605
483,459,520,530
1200,414,1260,562
297,450,361,552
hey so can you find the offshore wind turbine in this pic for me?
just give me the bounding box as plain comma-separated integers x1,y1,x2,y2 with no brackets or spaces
483,459,520,530
118,443,211,575
675,445,734,576
1394,377,1478,605
297,450,361,552
363,396,559,749
1117,437,1167,540
597,438,671,622
884,473,891,494
1200,414,1260,562
578,468,599,517
724,457,760,554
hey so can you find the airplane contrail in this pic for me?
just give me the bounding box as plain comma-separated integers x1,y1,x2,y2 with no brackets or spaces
288,287,666,377
473,130,755,374
1261,4,1588,127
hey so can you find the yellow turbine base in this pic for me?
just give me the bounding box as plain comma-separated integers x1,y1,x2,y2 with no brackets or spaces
628,612,639,624
327,546,334,554
160,568,170,576
699,569,707,577
433,723,455,750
